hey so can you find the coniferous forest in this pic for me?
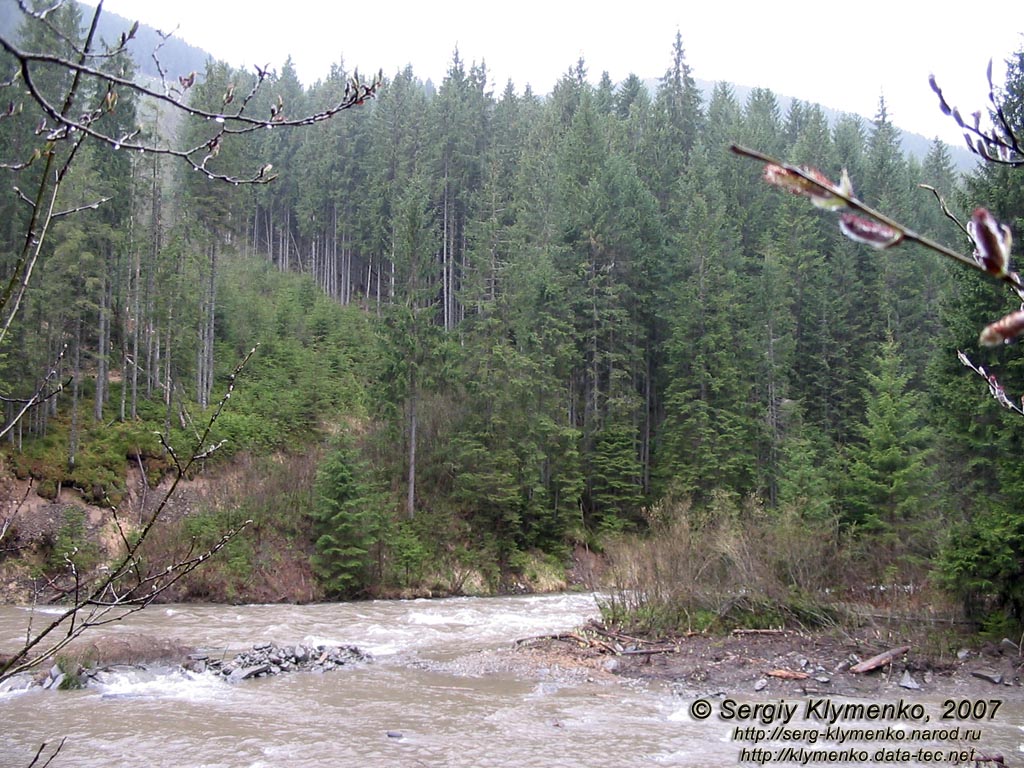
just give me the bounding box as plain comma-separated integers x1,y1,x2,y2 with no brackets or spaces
3,3,1024,637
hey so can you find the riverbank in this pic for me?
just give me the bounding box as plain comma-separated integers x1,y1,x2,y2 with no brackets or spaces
508,621,1024,700
0,460,599,605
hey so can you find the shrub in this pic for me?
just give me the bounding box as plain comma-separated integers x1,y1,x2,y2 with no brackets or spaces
600,492,842,635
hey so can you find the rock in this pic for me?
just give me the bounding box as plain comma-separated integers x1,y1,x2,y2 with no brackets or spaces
754,677,768,692
835,654,859,673
1000,638,1019,654
0,673,34,694
957,648,971,661
228,663,270,683
602,658,620,673
814,675,831,685
899,670,921,690
970,669,1004,685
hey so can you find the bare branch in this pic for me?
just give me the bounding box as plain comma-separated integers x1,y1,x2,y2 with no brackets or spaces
0,480,33,552
26,737,66,768
0,345,70,441
735,125,1024,416
957,351,1024,416
0,345,259,683
930,70,1024,166
52,195,112,219
0,0,365,688
0,33,380,184
917,183,972,242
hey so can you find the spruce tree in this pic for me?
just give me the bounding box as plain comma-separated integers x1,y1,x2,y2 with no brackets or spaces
840,335,937,580
311,436,385,597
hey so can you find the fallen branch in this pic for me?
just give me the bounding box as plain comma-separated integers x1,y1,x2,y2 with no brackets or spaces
618,645,680,656
850,645,911,674
586,621,649,644
732,628,789,636
766,668,809,680
514,630,677,656
586,619,699,645
514,632,588,647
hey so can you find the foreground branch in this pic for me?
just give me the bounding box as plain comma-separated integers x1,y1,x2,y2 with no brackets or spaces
0,349,258,684
730,144,1021,294
731,143,1024,414
0,6,380,184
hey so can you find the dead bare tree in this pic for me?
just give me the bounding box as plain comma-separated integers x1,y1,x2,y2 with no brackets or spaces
0,0,377,684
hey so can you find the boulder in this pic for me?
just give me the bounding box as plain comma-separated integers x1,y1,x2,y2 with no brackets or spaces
228,663,270,683
970,669,1004,685
899,670,921,690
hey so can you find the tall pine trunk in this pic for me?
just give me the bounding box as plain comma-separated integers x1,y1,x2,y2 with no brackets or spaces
68,317,82,472
406,379,417,519
94,267,108,421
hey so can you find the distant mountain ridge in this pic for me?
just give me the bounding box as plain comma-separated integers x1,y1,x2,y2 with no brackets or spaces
0,0,211,83
694,78,978,173
1,2,977,173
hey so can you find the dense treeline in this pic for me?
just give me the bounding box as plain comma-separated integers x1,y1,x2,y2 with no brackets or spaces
3,5,1024,628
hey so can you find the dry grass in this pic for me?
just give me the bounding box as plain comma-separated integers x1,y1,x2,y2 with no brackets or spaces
600,494,845,635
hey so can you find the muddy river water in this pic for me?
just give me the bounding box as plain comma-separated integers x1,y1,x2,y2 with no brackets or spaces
1,594,1021,767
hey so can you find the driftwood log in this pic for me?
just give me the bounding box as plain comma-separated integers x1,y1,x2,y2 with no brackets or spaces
766,668,809,680
849,645,911,674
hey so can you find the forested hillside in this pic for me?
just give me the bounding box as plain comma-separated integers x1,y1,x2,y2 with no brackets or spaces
2,4,1023,633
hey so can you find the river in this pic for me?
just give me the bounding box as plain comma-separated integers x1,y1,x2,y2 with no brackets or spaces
1,594,1022,767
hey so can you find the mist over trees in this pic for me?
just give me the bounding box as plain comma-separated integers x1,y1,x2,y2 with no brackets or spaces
2,4,1023,631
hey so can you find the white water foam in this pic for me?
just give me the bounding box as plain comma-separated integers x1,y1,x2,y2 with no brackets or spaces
94,666,226,701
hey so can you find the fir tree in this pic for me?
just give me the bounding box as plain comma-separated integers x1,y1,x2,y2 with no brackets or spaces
311,436,386,597
840,335,937,579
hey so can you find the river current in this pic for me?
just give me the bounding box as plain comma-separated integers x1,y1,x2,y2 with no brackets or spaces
1,594,1022,767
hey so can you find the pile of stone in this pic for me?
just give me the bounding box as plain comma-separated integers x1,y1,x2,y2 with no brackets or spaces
14,641,370,692
186,642,370,683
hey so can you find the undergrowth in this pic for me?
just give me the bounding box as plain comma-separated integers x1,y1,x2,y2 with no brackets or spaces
599,493,847,636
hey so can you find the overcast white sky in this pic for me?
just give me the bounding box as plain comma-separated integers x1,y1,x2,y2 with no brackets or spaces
90,1,1021,147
